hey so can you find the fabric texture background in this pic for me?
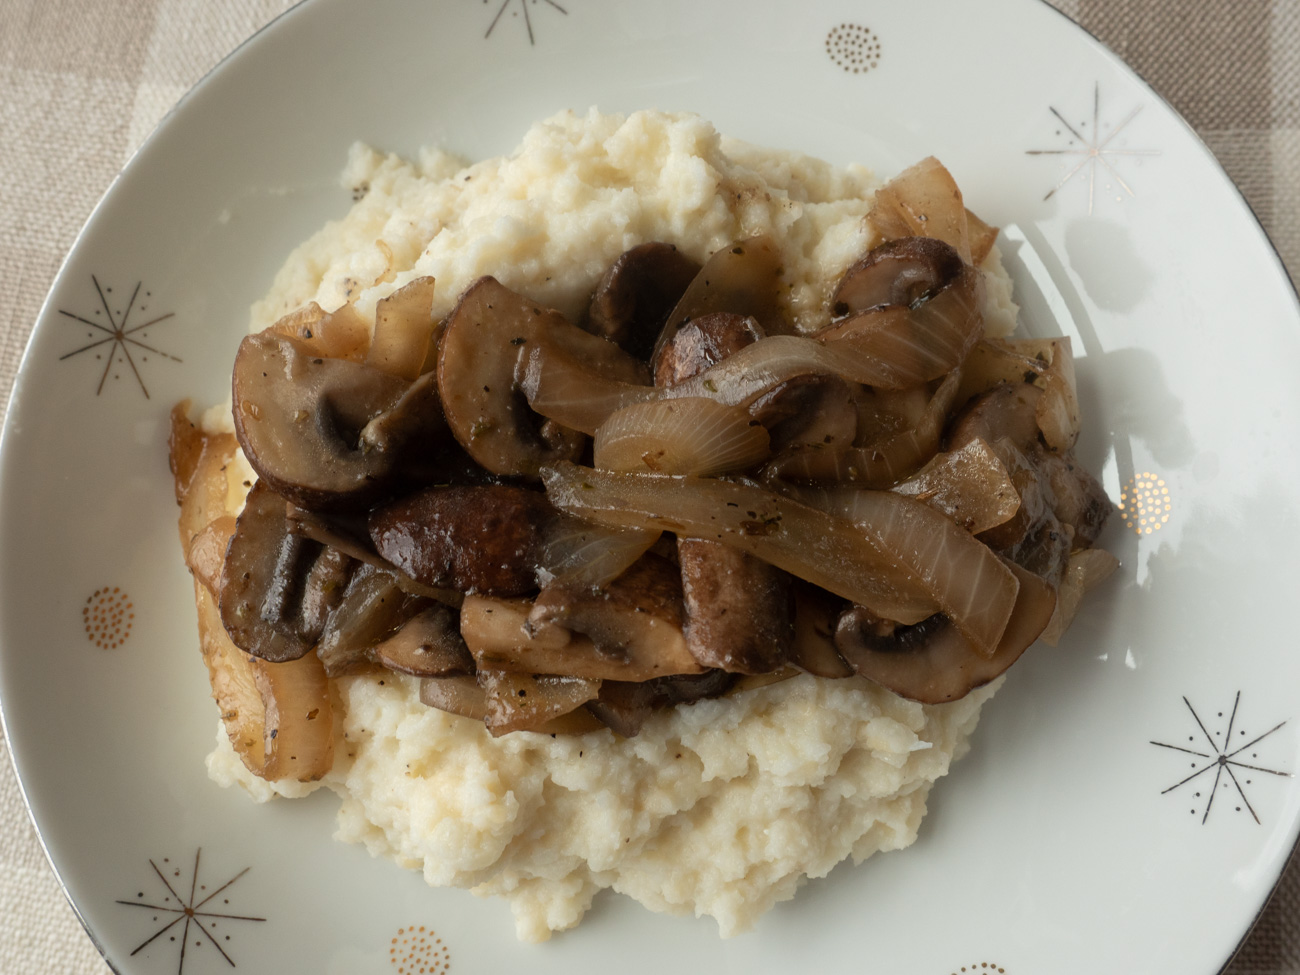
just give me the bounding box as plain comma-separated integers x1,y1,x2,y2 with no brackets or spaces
0,1,1295,971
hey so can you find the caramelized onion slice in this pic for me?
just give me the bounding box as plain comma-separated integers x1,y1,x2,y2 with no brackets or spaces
868,156,973,263
815,265,983,389
542,462,939,625
366,276,435,380
892,438,1021,535
782,484,1019,657
1039,548,1119,646
594,397,769,476
536,514,660,590
652,234,788,363
269,300,369,362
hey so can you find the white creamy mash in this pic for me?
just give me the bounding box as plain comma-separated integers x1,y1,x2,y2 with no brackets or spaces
206,108,1017,940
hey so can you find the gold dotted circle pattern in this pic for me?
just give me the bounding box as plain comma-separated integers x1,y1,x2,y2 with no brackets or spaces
951,965,1007,975
83,587,134,649
1118,472,1172,535
389,926,451,974
826,24,882,74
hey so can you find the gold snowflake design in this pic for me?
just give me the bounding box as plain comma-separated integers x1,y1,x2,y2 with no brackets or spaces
483,0,568,45
57,276,180,398
1151,693,1290,825
1026,83,1159,214
116,850,264,973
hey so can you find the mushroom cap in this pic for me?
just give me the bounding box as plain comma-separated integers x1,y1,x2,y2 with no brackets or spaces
232,331,409,510
437,276,647,477
832,236,964,316
369,484,550,596
588,242,701,360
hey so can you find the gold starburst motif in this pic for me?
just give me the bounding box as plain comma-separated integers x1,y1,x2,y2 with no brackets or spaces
58,276,180,398
116,850,264,973
1151,693,1290,824
483,0,568,45
1118,472,1171,536
1026,83,1159,214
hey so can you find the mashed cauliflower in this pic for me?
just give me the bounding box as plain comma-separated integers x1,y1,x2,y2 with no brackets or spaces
207,108,1016,941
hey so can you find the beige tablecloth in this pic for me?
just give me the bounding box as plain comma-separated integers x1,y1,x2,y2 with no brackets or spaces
0,1,1296,972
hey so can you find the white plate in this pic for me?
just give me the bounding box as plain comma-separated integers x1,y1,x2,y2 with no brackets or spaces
3,1,1299,972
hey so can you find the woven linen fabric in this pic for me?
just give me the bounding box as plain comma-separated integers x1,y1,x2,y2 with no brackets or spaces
0,1,1296,973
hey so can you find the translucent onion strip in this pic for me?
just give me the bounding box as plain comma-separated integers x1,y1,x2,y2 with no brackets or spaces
536,514,660,590
782,484,1019,657
1039,548,1119,646
594,398,770,476
892,438,1021,535
541,462,940,625
814,266,983,389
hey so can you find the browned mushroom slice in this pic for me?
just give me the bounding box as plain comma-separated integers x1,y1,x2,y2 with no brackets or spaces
219,481,322,663
437,276,648,477
836,560,1056,704
749,374,858,457
480,671,603,736
678,540,792,674
832,237,964,315
371,604,474,677
788,582,853,679
653,312,763,387
368,484,549,596
652,234,789,364
588,242,702,360
586,670,738,737
526,553,699,670
419,675,487,721
298,546,355,637
232,331,409,510
462,588,703,683
315,562,427,677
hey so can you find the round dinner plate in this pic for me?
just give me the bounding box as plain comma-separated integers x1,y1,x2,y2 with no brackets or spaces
3,1,1298,972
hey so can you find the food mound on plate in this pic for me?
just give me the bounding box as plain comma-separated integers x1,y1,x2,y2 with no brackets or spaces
167,110,1116,941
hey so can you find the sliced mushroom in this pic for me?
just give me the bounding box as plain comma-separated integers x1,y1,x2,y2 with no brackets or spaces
527,553,695,666
419,674,488,721
835,560,1056,704
788,582,853,679
652,311,763,387
314,563,427,677
586,670,737,737
437,276,648,476
232,331,409,509
480,671,603,736
588,242,702,360
462,579,703,683
368,484,549,596
219,481,325,663
678,540,792,674
749,374,858,456
832,237,964,316
371,604,474,677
